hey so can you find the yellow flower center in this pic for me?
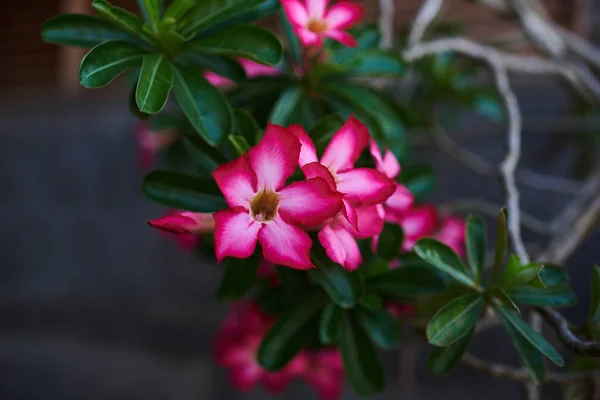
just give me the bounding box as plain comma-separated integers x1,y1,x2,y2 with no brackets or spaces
250,189,280,222
307,18,328,34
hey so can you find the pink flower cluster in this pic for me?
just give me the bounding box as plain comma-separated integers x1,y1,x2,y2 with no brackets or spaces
204,59,281,87
215,302,345,400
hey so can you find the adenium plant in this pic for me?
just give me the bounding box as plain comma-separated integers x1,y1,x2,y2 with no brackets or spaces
42,0,592,398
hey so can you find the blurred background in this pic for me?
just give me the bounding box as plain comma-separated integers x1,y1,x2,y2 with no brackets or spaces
1,0,600,399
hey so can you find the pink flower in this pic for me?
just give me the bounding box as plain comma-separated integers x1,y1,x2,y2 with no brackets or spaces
281,0,364,47
135,121,179,170
435,216,466,256
289,117,395,269
205,59,281,87
215,303,307,393
148,211,215,235
212,124,344,270
396,204,440,251
369,141,415,219
304,349,345,400
386,302,416,319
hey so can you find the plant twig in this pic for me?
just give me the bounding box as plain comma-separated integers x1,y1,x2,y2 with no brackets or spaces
378,0,395,50
536,308,600,357
407,0,444,47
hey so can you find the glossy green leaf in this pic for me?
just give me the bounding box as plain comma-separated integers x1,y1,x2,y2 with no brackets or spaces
359,292,384,311
177,54,246,82
492,287,520,314
311,114,345,155
495,304,564,367
183,25,283,66
228,135,250,156
339,314,385,395
227,76,293,110
376,223,404,260
142,170,227,212
466,215,486,281
278,5,301,64
400,164,436,203
233,108,260,145
426,293,483,347
274,265,309,291
498,256,543,289
172,66,233,146
136,54,173,114
537,264,569,287
320,303,345,344
79,41,146,88
415,238,478,289
309,254,364,309
330,26,380,64
507,284,576,307
138,0,161,29
92,0,147,40
217,252,260,301
341,51,406,77
367,266,445,299
258,292,326,371
268,86,303,125
429,328,474,375
182,134,223,172
165,0,194,20
357,308,399,350
128,83,150,120
42,14,146,48
491,208,508,284
589,265,600,325
320,91,385,141
359,258,389,280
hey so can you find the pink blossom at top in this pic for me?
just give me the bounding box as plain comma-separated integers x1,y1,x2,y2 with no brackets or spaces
214,303,307,393
212,124,344,269
135,121,179,170
395,204,440,251
281,0,364,47
304,349,345,400
369,141,415,219
435,216,466,256
148,211,215,235
205,59,281,87
288,117,395,269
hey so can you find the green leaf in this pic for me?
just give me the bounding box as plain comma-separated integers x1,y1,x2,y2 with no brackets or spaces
217,252,260,301
498,259,544,290
129,82,151,120
429,328,474,376
172,66,233,146
79,41,147,88
42,14,146,48
507,284,576,307
589,266,600,325
426,293,483,347
278,5,301,64
233,108,260,145
309,253,364,309
359,258,389,279
492,287,520,314
268,86,303,125
359,291,384,311
495,304,564,367
491,208,508,284
367,266,446,299
537,264,569,287
320,91,384,141
320,303,345,344
376,223,404,260
165,0,195,20
182,134,224,172
228,135,250,156
274,265,309,291
136,54,173,114
258,292,326,371
340,51,406,78
138,0,161,29
400,164,436,203
466,215,486,282
415,238,478,290
330,26,380,64
183,25,283,66
357,308,399,350
339,313,386,395
177,54,246,82
92,0,148,40
142,170,227,212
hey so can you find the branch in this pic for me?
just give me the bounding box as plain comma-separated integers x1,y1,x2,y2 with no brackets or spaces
378,0,395,50
407,0,444,47
537,308,600,357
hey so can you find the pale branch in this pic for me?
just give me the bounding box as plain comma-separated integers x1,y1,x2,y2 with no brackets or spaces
536,308,600,357
438,198,551,234
462,353,593,384
407,0,444,47
378,0,395,50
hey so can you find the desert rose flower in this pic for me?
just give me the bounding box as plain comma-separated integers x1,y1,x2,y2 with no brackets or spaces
304,349,345,400
148,211,215,235
135,121,179,170
396,204,440,251
369,140,415,218
212,124,344,269
436,216,466,256
205,59,281,87
281,0,364,47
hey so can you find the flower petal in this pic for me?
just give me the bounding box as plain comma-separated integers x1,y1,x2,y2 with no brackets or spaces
324,1,364,29
436,216,466,256
248,123,301,191
240,59,281,78
204,71,233,87
325,29,357,47
318,224,362,270
262,371,293,393
385,184,414,214
306,0,327,18
229,365,263,391
258,216,314,269
278,178,343,226
213,155,257,208
400,204,439,251
302,162,336,190
307,370,344,400
341,199,359,230
296,27,322,46
214,207,260,261
321,116,369,173
336,168,395,205
288,124,318,166
280,0,308,26
369,140,400,178
342,204,384,239
148,211,215,234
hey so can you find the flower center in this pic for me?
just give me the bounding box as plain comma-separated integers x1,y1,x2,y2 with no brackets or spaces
250,189,280,222
307,18,328,34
